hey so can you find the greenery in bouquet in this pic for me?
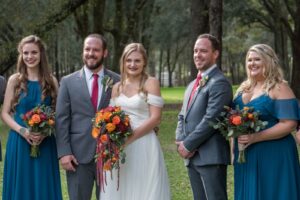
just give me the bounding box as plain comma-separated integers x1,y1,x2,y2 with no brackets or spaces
92,106,132,191
211,105,268,163
22,104,55,157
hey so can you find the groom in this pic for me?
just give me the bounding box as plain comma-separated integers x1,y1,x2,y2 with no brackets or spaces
176,34,232,200
55,34,119,200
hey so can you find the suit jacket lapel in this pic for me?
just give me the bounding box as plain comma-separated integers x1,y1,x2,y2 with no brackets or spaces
188,84,203,112
98,69,112,110
184,82,194,116
185,66,219,115
77,68,95,112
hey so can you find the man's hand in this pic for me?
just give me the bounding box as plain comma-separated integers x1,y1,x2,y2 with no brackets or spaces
175,141,195,159
60,155,78,172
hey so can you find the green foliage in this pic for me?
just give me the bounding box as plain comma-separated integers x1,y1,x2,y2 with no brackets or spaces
212,106,268,139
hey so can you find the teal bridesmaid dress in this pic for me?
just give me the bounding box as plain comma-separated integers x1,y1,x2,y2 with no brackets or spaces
2,81,62,200
233,94,300,200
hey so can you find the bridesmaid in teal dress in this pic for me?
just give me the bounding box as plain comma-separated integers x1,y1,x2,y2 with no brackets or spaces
1,35,62,200
233,44,300,200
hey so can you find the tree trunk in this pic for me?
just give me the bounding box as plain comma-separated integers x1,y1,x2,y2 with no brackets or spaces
74,3,90,39
92,0,106,34
190,0,209,80
166,48,173,87
290,37,300,98
209,0,223,69
274,25,289,80
158,48,163,86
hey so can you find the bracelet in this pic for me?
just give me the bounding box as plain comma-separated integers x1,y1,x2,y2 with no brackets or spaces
19,127,27,135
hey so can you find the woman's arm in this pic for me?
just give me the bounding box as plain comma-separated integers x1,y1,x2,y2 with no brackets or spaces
125,77,162,146
1,74,33,144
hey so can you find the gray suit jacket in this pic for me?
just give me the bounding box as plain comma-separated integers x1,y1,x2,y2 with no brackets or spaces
55,68,120,163
176,67,232,166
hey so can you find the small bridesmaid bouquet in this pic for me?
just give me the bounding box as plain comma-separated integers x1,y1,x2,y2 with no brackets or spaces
22,105,55,158
92,106,132,191
210,106,268,163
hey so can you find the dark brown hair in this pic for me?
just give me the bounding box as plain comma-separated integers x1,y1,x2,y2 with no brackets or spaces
11,35,57,111
197,34,220,52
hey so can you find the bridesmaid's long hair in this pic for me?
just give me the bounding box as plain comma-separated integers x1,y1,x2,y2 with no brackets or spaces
118,43,149,96
11,35,57,112
236,44,284,96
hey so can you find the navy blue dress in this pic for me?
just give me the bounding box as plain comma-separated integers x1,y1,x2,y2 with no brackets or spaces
2,81,62,200
233,94,300,200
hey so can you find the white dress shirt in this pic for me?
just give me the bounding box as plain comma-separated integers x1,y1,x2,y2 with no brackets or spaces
84,66,104,108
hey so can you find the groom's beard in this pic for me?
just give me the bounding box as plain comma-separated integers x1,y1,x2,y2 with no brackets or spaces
84,56,104,70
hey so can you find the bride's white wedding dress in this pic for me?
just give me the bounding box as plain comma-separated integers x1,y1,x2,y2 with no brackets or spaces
100,93,171,200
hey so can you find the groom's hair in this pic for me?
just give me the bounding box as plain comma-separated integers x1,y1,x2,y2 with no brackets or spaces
85,33,107,50
197,34,220,52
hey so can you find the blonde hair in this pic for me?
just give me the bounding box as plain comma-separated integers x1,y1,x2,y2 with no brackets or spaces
118,43,149,95
11,35,57,111
236,44,284,95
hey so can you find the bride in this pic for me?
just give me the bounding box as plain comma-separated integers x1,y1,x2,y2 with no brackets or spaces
100,43,170,200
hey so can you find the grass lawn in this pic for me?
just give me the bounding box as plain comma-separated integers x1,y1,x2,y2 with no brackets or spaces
161,87,185,104
1,86,297,200
0,110,233,200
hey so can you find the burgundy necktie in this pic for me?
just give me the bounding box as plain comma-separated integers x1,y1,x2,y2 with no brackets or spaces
187,74,202,108
91,74,99,111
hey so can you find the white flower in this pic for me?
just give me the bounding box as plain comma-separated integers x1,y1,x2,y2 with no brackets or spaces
198,75,209,87
102,75,114,92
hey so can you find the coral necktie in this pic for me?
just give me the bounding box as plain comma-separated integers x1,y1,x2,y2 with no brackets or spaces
187,74,202,108
91,74,99,111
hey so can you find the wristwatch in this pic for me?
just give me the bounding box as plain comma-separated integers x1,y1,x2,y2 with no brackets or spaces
19,127,27,135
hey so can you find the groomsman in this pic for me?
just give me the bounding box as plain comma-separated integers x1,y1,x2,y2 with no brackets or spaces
55,34,119,200
0,75,6,161
176,34,232,200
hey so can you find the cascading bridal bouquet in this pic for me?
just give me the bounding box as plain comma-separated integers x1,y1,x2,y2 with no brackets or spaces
211,106,268,163
92,106,132,191
22,105,55,157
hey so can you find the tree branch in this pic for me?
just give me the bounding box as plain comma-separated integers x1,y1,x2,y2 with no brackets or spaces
0,0,88,74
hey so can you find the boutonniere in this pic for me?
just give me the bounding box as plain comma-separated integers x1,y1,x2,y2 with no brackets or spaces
102,75,114,92
198,75,209,88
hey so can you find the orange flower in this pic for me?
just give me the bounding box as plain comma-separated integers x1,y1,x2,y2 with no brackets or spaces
112,116,121,125
100,134,109,144
48,119,55,126
111,156,118,163
28,119,34,126
31,114,41,124
103,112,112,121
247,113,254,120
231,115,242,126
106,123,116,133
95,114,103,124
114,106,121,112
243,107,250,111
103,160,112,171
124,116,130,126
92,127,100,138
